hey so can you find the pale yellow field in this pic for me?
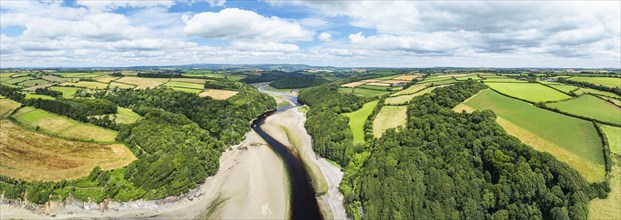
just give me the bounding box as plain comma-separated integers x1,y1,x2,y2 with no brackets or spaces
199,89,239,100
393,74,422,81
341,81,367,88
373,106,408,137
392,83,430,96
115,77,169,89
61,81,108,89
109,82,136,89
0,99,21,118
0,120,135,181
366,82,391,87
12,107,118,143
171,78,209,84
94,76,120,83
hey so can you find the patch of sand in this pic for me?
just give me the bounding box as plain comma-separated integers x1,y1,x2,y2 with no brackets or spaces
1,131,288,220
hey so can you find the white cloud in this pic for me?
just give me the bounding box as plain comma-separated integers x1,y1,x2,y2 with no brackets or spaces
182,8,313,42
76,0,176,11
318,32,332,41
230,41,300,52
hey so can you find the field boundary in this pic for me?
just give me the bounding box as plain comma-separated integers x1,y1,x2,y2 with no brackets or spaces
537,81,579,96
593,123,613,185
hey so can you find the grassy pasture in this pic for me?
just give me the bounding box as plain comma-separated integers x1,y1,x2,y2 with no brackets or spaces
481,77,526,83
392,83,429,96
116,77,169,89
4,76,34,84
73,73,103,78
13,107,118,142
568,77,621,88
385,87,437,105
486,82,572,102
601,125,621,155
543,83,580,94
372,106,407,138
352,87,390,98
547,95,621,124
0,120,135,181
588,156,621,220
24,93,55,100
0,99,21,118
49,86,81,98
93,107,141,125
460,89,605,182
170,87,203,94
41,75,77,83
170,78,208,84
342,100,378,143
199,89,238,100
62,81,108,89
338,87,354,94
18,79,50,87
574,88,620,99
54,72,92,78
163,81,205,90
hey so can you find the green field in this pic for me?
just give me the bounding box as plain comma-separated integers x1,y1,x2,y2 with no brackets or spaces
13,107,118,142
49,86,81,98
163,81,205,90
24,93,55,100
353,87,390,97
72,73,103,78
17,79,49,87
574,87,620,98
342,101,378,143
543,83,580,94
63,81,108,89
568,77,621,88
392,83,429,96
338,87,354,94
4,76,34,84
55,72,93,78
600,125,621,155
481,77,526,83
93,107,142,124
170,87,203,94
486,82,572,102
373,106,408,137
547,95,621,124
461,89,604,182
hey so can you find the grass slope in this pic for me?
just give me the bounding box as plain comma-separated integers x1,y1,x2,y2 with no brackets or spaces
353,87,390,98
385,87,436,105
601,125,621,155
372,106,407,138
569,77,621,88
13,107,118,142
462,89,605,182
547,95,621,124
0,99,21,118
0,120,135,181
486,82,572,102
49,86,80,98
342,100,379,143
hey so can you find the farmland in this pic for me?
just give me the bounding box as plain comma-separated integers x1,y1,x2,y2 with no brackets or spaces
601,125,621,155
543,83,579,94
109,82,136,89
342,100,378,143
0,120,135,181
24,93,55,100
199,89,239,100
62,81,108,89
170,78,208,84
18,79,49,87
385,87,436,105
352,87,390,97
486,82,572,102
115,77,169,89
372,106,407,137
12,107,118,142
547,95,621,124
459,89,605,182
392,83,429,96
163,81,205,90
568,76,621,88
0,99,21,118
49,86,81,98
170,87,203,94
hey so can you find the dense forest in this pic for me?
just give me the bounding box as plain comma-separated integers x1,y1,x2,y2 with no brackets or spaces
269,75,329,89
0,80,276,204
302,81,607,219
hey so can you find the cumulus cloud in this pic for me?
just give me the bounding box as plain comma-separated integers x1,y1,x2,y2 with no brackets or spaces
182,8,313,42
76,0,176,11
230,41,300,52
318,32,332,41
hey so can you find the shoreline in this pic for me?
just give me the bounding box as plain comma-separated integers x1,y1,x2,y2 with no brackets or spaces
1,131,289,219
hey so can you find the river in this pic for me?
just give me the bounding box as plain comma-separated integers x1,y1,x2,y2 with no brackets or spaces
252,85,323,220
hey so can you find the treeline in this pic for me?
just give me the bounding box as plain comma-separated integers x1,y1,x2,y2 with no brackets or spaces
136,71,183,78
239,71,290,84
559,78,621,96
0,84,25,102
299,84,367,167
341,81,604,219
204,80,240,90
24,98,117,122
269,75,329,89
35,88,62,98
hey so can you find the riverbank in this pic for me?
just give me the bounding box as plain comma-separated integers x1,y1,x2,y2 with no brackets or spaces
258,86,347,219
1,131,288,219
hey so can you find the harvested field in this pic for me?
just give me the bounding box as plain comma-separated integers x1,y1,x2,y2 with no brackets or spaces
163,81,205,90
115,77,169,89
366,82,391,87
61,81,108,89
486,82,572,102
372,106,407,138
341,81,367,88
199,89,238,100
0,99,21,118
13,107,118,142
23,83,52,92
0,120,135,181
393,74,422,81
109,82,136,89
41,75,77,83
171,87,203,94
381,80,409,84
94,76,120,83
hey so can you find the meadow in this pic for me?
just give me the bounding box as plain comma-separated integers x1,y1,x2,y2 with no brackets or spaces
460,89,605,182
372,106,407,137
568,76,621,88
352,87,390,98
342,100,379,143
163,81,206,90
62,81,108,89
601,125,621,155
486,82,572,102
547,95,621,124
24,93,55,100
13,107,118,142
92,107,142,125
0,98,21,118
392,83,429,96
18,79,49,87
4,76,34,84
385,87,436,105
0,120,135,181
543,83,580,94
49,86,81,98
170,78,208,84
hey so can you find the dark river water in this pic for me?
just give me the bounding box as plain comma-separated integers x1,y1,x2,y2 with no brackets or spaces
251,86,323,220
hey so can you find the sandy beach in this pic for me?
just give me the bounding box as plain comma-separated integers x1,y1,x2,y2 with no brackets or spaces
1,131,288,219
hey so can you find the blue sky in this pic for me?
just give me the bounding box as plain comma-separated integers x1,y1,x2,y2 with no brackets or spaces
0,0,619,68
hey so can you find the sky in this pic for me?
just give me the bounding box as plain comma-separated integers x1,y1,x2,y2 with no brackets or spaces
0,0,620,68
